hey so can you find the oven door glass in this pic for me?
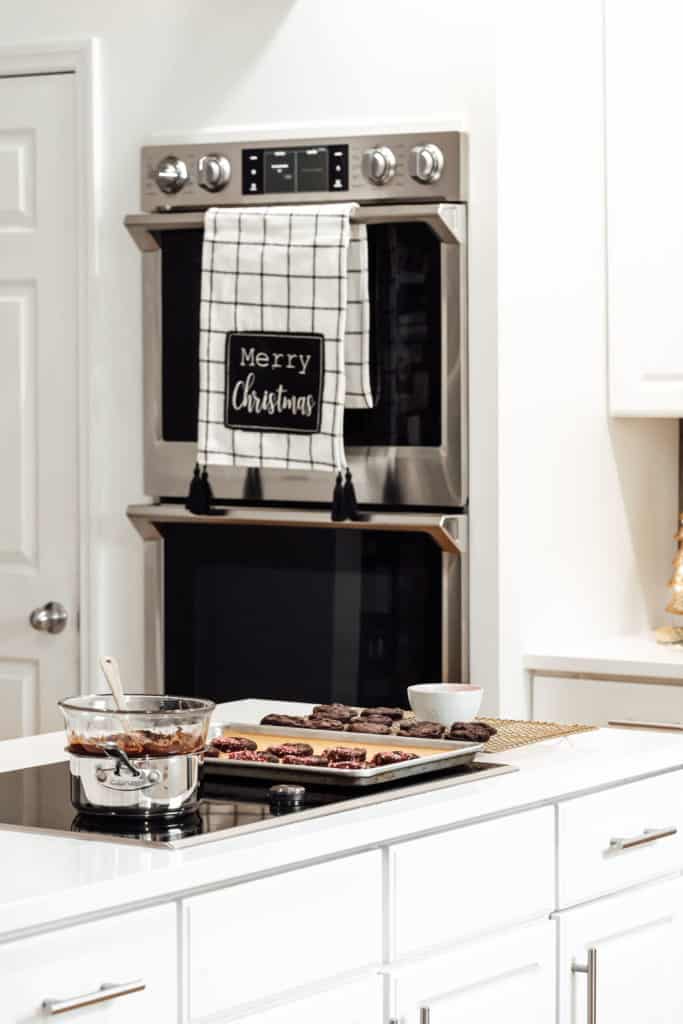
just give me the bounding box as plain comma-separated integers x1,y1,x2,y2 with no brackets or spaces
161,523,445,708
159,223,442,448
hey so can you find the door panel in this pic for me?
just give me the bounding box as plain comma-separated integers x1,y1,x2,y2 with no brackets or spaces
0,72,79,735
236,975,383,1024
390,920,555,1024
557,875,683,1023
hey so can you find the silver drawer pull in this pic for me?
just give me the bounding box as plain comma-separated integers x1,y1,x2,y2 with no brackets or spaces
573,948,597,1024
42,979,145,1015
608,826,677,853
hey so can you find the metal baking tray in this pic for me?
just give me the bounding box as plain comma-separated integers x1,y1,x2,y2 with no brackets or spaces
203,722,484,787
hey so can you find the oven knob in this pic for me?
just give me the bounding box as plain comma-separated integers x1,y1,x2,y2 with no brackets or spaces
362,146,396,186
409,143,445,184
155,156,188,194
197,154,231,192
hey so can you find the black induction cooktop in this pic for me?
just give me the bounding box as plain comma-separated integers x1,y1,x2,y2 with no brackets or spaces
0,759,517,850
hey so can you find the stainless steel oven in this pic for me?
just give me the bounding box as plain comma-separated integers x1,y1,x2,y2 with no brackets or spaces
126,130,470,699
126,130,468,509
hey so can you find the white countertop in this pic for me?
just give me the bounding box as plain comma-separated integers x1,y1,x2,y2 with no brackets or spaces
1,699,682,939
525,633,683,681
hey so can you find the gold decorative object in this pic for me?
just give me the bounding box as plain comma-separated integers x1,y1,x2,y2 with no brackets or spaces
656,514,683,643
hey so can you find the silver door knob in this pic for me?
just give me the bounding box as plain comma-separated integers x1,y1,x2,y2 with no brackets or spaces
30,601,68,634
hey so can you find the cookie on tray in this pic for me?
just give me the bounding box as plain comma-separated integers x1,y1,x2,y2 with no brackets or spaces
352,714,393,727
447,721,497,743
371,750,419,767
211,735,258,753
398,720,445,739
260,714,307,729
281,755,329,767
348,720,391,735
302,716,348,731
265,742,315,758
360,707,404,720
323,746,367,763
311,703,355,723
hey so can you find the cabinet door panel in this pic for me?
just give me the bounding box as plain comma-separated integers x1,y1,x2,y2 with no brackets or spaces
557,875,683,1024
235,975,383,1024
391,920,554,1024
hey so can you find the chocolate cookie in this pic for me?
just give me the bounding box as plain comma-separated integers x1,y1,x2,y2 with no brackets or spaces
281,754,329,767
398,721,445,739
447,721,497,743
312,704,355,723
266,742,315,758
323,746,367,763
211,735,258,753
371,750,419,766
255,751,280,763
330,760,366,770
302,716,347,731
348,720,391,735
260,714,307,729
224,749,261,761
351,714,393,727
360,707,404,720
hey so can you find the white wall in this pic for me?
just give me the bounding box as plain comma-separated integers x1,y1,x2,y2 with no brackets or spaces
1,2,499,700
497,0,678,714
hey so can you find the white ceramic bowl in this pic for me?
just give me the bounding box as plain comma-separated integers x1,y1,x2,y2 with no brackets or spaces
407,684,483,725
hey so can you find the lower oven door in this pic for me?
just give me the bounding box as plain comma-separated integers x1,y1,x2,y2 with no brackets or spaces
130,508,468,702
127,203,467,509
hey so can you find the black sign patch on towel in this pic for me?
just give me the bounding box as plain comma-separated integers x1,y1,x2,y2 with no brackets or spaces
224,331,324,434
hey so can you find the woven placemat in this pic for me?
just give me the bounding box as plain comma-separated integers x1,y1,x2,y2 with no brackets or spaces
477,717,597,753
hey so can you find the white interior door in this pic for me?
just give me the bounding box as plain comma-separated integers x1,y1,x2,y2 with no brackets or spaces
0,72,79,737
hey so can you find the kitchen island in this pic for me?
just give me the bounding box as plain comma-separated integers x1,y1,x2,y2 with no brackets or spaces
1,700,682,1022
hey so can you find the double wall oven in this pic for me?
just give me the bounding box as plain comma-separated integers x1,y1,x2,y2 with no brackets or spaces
126,130,469,708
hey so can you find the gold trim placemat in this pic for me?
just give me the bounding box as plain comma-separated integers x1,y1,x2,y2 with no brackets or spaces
477,717,597,753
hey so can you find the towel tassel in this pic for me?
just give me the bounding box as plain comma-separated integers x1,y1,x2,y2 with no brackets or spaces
185,464,226,516
343,468,364,522
331,472,346,522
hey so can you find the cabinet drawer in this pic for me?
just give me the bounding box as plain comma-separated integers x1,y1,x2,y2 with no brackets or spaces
389,807,554,958
0,904,177,1023
186,850,382,1020
558,770,683,907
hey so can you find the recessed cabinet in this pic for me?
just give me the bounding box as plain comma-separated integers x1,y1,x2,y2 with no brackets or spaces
387,920,555,1023
556,875,683,1023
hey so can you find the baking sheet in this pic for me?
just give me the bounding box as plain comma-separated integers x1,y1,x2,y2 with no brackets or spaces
203,722,484,787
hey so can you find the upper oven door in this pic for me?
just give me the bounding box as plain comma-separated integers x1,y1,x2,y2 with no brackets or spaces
126,203,467,510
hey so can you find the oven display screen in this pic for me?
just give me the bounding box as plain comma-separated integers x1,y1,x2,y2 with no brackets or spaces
242,145,348,195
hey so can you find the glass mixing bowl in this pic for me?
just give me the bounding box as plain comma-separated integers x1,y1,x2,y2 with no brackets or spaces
58,694,215,758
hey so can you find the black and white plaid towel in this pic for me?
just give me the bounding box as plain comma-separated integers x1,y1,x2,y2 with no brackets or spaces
197,203,371,475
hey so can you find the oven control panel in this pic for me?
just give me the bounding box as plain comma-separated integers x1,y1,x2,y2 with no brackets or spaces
140,130,466,211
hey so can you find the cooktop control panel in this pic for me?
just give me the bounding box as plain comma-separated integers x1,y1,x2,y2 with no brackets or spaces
140,130,466,211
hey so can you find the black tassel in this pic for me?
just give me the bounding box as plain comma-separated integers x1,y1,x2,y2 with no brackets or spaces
343,468,362,521
185,464,204,513
331,472,346,521
185,464,226,516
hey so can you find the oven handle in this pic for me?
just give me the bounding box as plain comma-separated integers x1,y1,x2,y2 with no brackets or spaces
124,203,465,251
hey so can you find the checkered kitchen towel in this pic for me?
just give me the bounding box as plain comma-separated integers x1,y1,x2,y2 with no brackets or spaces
197,203,371,475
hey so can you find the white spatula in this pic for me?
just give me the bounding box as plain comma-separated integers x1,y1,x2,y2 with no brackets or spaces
99,655,126,712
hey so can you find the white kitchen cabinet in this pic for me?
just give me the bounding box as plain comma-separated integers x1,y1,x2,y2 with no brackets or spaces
0,904,177,1023
389,806,554,957
186,850,382,1020
387,919,554,1024
231,974,383,1024
532,673,683,727
556,874,683,1023
605,1,683,414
